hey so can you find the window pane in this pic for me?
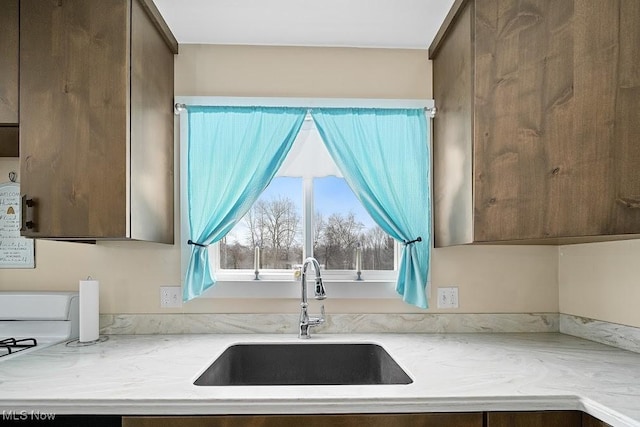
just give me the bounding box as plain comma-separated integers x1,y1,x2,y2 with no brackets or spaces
313,177,394,270
221,177,303,270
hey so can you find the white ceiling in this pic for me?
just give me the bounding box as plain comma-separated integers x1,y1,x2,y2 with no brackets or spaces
153,0,456,50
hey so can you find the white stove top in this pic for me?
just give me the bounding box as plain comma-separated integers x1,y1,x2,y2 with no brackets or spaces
0,291,79,361
0,338,38,359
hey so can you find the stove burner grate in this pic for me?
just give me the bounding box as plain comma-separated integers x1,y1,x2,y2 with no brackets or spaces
0,338,38,358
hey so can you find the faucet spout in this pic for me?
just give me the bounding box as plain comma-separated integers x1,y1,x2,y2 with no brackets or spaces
299,257,327,339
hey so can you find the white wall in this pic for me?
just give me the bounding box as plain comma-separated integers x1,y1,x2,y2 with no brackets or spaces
0,45,559,315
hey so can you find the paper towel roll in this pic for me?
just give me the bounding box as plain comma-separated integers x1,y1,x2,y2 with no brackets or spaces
79,279,99,342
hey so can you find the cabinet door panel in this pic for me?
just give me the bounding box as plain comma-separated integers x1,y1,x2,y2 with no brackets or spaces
0,127,19,157
486,411,581,427
123,413,483,427
129,0,174,243
473,0,574,241
611,0,640,233
19,0,128,238
0,0,19,124
582,413,612,427
432,1,474,247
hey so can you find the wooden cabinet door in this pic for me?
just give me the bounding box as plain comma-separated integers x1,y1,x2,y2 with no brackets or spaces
123,413,484,427
0,0,19,157
431,0,474,248
582,413,612,427
0,0,18,124
590,0,640,235
19,0,128,238
486,411,581,427
472,0,574,242
128,0,175,243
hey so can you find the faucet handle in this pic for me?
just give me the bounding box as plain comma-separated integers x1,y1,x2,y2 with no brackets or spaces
308,304,325,327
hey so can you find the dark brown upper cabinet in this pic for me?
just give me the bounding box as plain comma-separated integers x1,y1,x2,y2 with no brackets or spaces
0,0,19,157
19,0,178,243
430,0,640,246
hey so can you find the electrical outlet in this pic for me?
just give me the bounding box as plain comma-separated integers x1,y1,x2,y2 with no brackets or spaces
437,286,459,309
160,286,182,308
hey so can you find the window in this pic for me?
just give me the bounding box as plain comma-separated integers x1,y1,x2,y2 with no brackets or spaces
178,96,434,300
211,118,398,283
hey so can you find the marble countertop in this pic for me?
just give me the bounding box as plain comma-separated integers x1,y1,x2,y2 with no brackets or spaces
0,333,639,426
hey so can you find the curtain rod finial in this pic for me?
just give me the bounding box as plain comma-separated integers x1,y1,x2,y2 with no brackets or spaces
174,103,186,115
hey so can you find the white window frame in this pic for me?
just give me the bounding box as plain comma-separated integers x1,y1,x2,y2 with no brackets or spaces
178,96,434,299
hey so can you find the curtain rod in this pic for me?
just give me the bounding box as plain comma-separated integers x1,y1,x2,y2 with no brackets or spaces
173,103,437,118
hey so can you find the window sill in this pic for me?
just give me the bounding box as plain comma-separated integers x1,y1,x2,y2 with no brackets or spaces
199,279,399,299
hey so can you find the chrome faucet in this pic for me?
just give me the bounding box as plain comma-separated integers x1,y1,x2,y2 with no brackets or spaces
298,257,326,338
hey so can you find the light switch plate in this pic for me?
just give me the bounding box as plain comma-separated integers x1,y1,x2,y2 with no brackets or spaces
437,286,459,309
160,286,182,308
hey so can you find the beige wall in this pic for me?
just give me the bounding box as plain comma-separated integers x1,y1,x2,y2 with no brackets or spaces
0,44,559,315
175,44,432,99
559,240,640,328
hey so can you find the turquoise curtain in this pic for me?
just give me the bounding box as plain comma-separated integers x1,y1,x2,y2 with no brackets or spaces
184,106,306,301
311,108,431,308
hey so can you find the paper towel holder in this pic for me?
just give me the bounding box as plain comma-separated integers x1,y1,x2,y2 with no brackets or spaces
66,335,109,347
66,276,108,347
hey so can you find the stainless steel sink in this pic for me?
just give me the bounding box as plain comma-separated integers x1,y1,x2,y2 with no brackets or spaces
194,343,412,386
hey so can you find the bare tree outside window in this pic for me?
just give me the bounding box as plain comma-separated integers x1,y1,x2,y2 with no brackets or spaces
313,212,325,254
221,195,303,270
220,176,394,272
362,226,395,270
314,212,363,270
259,196,302,269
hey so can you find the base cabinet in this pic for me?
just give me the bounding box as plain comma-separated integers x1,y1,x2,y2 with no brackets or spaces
122,413,484,427
582,413,613,427
486,412,612,427
0,411,613,427
122,412,614,427
486,411,582,427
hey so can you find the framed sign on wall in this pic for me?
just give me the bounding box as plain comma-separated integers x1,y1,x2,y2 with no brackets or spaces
0,175,35,268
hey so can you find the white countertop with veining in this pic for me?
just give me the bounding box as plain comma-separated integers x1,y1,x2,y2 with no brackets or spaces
0,333,639,426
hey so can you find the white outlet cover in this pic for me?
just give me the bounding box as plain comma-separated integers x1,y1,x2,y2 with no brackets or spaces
160,286,182,308
437,286,459,309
